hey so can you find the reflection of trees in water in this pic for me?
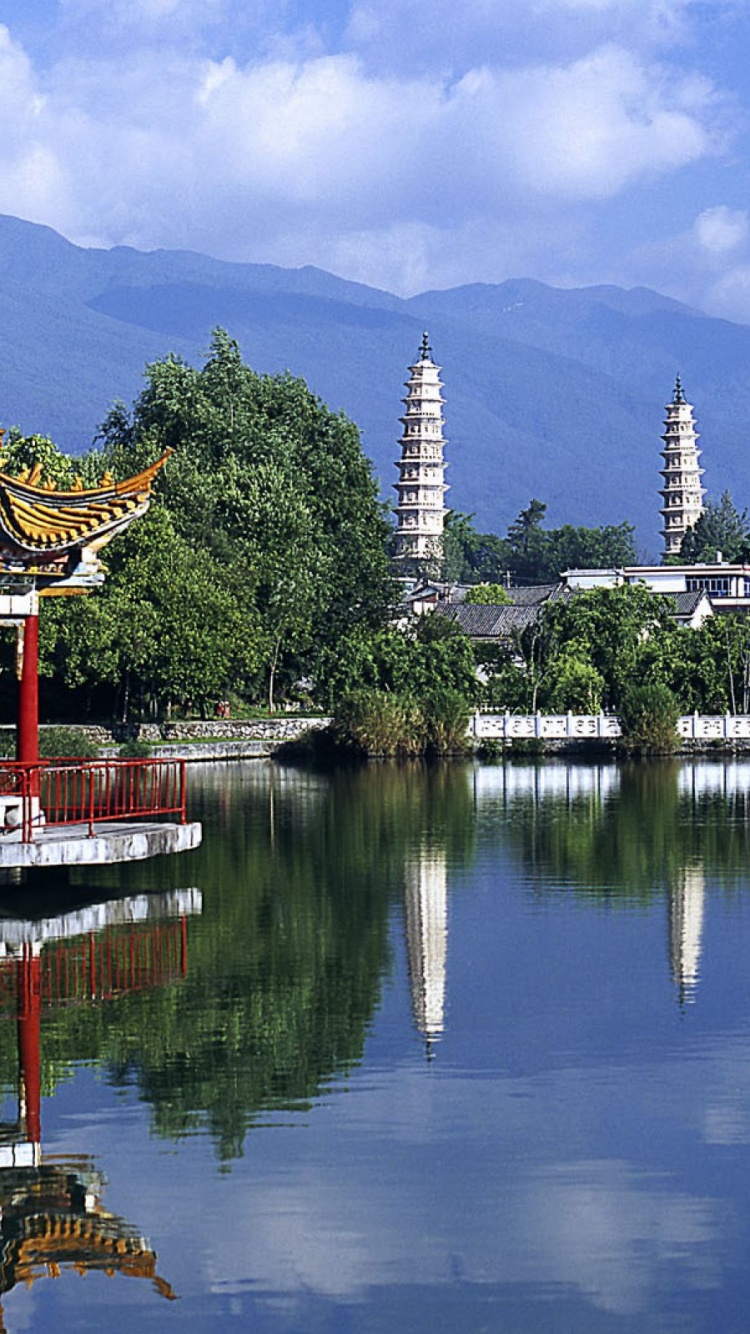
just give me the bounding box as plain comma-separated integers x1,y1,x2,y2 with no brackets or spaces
495,759,750,1004
0,762,476,1163
498,761,750,901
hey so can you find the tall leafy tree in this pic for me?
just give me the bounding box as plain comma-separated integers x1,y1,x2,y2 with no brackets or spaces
91,329,396,711
680,492,750,563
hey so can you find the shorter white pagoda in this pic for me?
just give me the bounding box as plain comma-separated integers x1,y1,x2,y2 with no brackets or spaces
659,377,705,558
393,334,449,577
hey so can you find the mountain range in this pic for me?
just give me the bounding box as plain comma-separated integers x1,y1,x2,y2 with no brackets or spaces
1,212,749,554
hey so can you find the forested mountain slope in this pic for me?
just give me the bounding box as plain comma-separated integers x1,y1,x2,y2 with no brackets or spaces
1,214,748,551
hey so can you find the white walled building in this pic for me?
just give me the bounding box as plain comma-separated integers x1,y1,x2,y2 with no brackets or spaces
393,334,449,577
659,376,705,558
560,561,750,625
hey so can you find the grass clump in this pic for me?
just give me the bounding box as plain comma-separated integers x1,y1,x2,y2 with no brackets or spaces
334,688,470,758
618,682,680,755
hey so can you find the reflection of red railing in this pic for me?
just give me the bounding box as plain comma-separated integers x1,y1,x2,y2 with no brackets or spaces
42,918,188,1005
0,917,188,1012
0,760,187,841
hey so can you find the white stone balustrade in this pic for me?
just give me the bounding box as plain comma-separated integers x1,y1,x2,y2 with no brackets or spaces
469,712,750,740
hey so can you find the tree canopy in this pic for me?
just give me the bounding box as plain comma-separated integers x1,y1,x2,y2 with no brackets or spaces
444,505,637,585
31,330,397,717
679,492,750,563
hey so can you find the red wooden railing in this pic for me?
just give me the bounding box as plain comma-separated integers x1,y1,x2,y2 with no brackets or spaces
0,759,187,841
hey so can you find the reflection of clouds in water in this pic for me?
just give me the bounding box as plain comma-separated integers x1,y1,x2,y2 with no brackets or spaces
701,1035,750,1145
202,1152,722,1316
522,1160,721,1315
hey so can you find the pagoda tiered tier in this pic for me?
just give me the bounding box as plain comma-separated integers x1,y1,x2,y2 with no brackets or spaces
393,334,448,577
659,377,705,558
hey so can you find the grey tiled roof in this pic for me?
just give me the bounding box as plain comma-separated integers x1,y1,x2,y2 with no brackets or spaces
437,604,540,638
505,583,564,606
663,589,708,616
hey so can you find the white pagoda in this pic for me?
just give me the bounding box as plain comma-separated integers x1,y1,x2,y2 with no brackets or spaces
393,333,449,577
659,376,705,558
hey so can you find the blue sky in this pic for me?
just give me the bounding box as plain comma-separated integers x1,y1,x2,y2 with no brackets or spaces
1,0,749,313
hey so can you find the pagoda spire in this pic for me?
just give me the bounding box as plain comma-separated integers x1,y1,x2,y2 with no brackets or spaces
659,378,705,559
393,334,449,579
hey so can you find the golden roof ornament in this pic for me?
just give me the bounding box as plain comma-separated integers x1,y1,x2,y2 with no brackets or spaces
0,432,172,593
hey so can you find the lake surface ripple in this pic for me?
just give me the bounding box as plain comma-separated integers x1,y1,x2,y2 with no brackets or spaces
1,757,750,1332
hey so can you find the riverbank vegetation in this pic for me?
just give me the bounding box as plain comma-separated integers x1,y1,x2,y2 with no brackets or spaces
3,330,750,746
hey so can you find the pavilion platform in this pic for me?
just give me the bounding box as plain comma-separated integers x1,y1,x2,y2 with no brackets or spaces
0,819,202,870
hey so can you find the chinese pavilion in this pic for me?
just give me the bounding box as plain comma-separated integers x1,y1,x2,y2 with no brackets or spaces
393,334,449,578
659,377,705,557
0,437,172,769
0,437,201,867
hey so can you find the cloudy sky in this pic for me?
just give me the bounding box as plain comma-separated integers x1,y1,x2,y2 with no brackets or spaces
1,0,750,313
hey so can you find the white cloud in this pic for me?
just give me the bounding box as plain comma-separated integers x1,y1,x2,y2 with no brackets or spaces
694,204,749,254
0,23,727,295
618,203,750,320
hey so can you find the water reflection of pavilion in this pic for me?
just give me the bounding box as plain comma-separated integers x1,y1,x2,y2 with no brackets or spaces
668,866,705,1006
404,847,447,1052
0,887,202,1324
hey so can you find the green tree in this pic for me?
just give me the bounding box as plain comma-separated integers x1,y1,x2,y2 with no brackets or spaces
507,499,548,580
464,584,511,605
521,585,676,712
680,492,750,563
442,512,510,584
89,329,396,713
40,505,260,719
0,429,75,487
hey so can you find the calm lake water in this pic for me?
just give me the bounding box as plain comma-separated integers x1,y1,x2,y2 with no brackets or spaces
2,757,750,1332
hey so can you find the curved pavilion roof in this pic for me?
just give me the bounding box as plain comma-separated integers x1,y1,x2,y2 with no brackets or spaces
0,451,171,558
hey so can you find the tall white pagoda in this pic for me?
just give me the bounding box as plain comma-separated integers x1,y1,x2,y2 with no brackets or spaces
393,333,449,577
659,376,705,558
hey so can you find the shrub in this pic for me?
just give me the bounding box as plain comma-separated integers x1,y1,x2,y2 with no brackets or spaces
618,682,680,755
507,737,544,758
477,737,504,762
119,738,153,759
39,726,99,759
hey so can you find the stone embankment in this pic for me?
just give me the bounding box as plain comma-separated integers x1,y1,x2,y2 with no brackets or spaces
0,718,333,761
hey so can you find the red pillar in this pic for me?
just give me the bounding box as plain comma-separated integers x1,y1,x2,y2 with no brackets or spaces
17,614,39,765
17,947,41,1144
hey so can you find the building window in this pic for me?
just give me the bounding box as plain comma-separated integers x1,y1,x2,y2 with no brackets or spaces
687,576,731,596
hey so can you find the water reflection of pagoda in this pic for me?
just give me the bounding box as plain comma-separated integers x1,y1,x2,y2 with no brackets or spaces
0,887,201,1323
668,866,705,1006
404,846,447,1052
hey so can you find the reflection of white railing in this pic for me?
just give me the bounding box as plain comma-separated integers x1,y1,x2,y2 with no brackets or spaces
470,713,750,740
